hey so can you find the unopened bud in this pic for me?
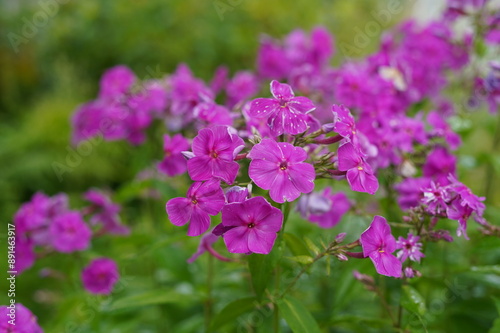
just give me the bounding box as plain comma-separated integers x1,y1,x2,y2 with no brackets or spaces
335,233,347,243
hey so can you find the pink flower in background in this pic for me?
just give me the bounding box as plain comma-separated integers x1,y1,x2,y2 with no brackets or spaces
220,196,283,254
396,233,425,263
98,65,136,100
49,211,92,253
226,71,260,108
83,189,129,235
248,80,316,136
423,146,456,185
14,237,36,275
308,188,351,228
337,142,379,195
158,134,190,177
248,139,315,203
0,303,43,333
187,126,244,184
193,102,233,127
446,200,472,239
427,111,461,150
81,258,120,295
360,216,402,278
166,180,225,236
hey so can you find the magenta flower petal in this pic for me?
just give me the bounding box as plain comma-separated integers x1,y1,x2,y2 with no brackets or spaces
248,159,279,187
247,138,282,162
166,197,192,226
269,172,302,203
338,142,361,170
288,96,316,113
248,98,278,118
224,227,251,253
270,80,294,99
287,163,315,194
248,229,278,254
187,156,213,181
369,251,403,278
209,158,240,185
187,209,211,237
82,258,119,295
346,169,379,195
49,211,92,253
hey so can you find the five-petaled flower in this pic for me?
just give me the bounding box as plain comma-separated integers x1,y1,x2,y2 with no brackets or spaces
220,196,283,254
337,142,379,195
187,126,244,184
248,138,315,203
360,215,402,278
166,180,225,236
247,80,316,136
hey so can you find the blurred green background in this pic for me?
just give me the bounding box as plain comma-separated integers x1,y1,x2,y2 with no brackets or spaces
1,0,500,332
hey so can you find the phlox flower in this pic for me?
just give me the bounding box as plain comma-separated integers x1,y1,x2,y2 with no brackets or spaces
360,216,402,278
396,233,425,263
247,80,315,136
0,303,43,333
49,211,92,253
166,180,225,236
187,126,244,185
81,258,120,295
220,196,283,254
248,139,315,203
158,134,190,177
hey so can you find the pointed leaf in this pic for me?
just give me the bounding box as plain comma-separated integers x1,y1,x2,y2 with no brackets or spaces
277,295,322,333
210,297,257,331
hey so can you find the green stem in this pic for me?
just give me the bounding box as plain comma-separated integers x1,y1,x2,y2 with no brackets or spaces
205,254,214,332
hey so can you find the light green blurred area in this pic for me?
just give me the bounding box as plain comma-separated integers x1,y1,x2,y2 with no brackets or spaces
1,1,500,332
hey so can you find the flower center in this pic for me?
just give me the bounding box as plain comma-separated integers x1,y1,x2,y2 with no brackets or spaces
210,151,219,159
279,162,288,170
357,166,363,171
279,100,288,108
191,199,198,205
248,223,255,228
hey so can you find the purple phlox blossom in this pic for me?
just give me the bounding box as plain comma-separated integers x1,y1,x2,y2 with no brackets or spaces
187,230,231,263
193,102,233,127
158,134,190,177
360,215,402,278
170,64,213,117
225,186,250,203
299,188,351,229
447,175,485,216
248,139,315,203
166,180,225,236
49,211,92,253
247,80,316,136
220,196,283,254
257,37,291,80
210,65,229,94
187,126,244,184
396,233,425,263
81,258,120,295
226,71,260,109
427,111,461,149
404,267,422,279
14,236,36,275
0,303,43,333
14,192,69,247
423,146,456,185
337,142,379,195
392,115,428,152
98,65,136,100
83,189,129,235
422,181,452,215
485,13,500,45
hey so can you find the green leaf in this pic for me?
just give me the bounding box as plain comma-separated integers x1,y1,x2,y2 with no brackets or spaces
284,232,311,257
210,297,257,331
248,242,283,300
278,295,322,333
286,256,314,265
401,285,426,316
304,237,320,256
490,297,500,333
107,289,196,312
